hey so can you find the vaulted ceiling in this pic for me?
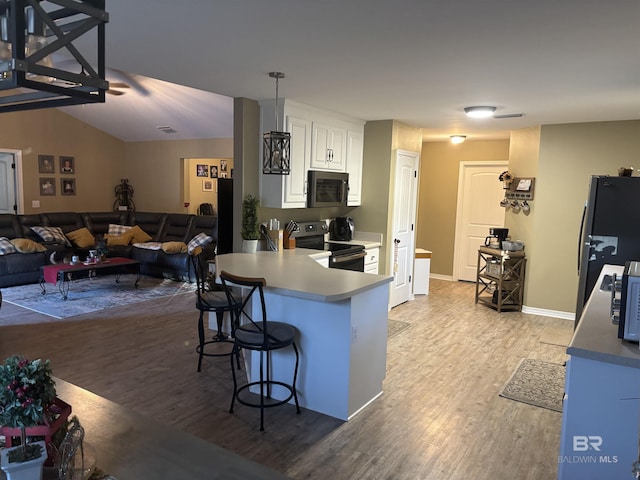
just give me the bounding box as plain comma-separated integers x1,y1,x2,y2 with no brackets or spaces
61,0,640,142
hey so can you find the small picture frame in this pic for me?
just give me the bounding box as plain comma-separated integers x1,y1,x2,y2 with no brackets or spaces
38,155,55,174
220,159,228,173
39,178,56,196
60,156,75,174
61,178,76,195
210,165,218,178
196,164,208,177
202,179,214,192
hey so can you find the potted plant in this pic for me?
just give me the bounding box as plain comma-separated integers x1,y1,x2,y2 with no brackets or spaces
241,194,260,253
0,355,56,480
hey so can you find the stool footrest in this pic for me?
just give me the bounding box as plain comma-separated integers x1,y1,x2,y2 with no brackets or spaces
235,381,298,410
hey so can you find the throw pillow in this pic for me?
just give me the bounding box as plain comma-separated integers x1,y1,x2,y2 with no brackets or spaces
107,224,132,236
66,227,96,248
161,241,188,254
187,232,213,255
104,231,134,246
129,225,152,243
10,238,47,253
30,226,72,247
0,237,16,255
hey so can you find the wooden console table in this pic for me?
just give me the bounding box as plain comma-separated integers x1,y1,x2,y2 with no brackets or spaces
0,378,290,480
475,247,526,312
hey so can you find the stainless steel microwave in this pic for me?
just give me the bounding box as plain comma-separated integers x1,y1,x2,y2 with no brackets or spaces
307,171,349,208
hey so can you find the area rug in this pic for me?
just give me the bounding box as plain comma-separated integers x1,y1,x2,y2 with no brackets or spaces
499,358,565,412
1,275,195,323
388,319,411,339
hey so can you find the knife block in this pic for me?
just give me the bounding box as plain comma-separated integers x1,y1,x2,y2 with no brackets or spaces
283,230,296,249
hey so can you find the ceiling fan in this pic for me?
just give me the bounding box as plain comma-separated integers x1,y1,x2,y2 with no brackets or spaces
464,106,524,119
494,113,524,119
106,82,131,96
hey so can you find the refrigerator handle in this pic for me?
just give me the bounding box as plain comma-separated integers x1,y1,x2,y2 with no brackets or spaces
578,200,587,274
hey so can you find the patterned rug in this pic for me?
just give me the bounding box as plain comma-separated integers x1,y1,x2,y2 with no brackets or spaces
499,358,565,412
1,275,195,323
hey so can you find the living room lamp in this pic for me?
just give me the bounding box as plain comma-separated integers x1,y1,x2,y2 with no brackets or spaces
262,71,291,175
0,0,108,113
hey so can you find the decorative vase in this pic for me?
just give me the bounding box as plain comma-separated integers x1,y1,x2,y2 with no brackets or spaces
0,441,47,480
242,239,258,253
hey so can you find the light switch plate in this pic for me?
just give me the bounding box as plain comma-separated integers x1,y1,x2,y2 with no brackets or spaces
32,200,40,208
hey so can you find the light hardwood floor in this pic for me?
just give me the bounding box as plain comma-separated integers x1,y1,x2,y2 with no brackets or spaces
0,279,572,479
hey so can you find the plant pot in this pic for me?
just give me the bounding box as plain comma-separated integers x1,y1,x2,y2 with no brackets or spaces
1,441,47,480
242,239,258,253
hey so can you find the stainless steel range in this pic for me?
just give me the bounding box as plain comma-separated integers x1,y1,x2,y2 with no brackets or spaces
292,221,366,272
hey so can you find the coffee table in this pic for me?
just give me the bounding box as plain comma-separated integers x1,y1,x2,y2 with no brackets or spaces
40,257,141,300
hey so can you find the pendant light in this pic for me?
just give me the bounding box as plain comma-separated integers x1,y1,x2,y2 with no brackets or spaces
263,72,291,175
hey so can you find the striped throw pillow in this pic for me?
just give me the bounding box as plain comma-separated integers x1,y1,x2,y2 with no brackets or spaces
30,226,71,247
0,237,16,255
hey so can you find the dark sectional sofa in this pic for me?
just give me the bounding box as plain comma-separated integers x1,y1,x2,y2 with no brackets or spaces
0,211,218,288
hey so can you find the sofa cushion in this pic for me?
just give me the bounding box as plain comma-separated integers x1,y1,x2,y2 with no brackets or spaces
66,227,96,248
11,238,47,253
129,225,152,243
31,226,72,247
161,241,188,254
187,232,213,254
0,215,21,240
0,237,16,255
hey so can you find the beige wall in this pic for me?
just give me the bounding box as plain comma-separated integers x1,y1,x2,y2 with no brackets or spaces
523,120,640,313
184,158,234,215
0,109,124,214
123,138,233,213
418,139,510,276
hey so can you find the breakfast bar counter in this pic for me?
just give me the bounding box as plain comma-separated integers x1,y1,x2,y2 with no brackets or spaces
215,251,393,421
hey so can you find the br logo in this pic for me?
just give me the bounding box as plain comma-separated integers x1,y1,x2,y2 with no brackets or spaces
573,436,603,452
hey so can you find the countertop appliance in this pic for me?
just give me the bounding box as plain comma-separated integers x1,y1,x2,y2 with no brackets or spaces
307,171,349,208
576,176,640,325
618,261,640,341
292,220,365,271
329,217,354,241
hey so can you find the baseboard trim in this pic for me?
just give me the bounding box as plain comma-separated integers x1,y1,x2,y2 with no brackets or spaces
521,305,575,321
430,273,453,281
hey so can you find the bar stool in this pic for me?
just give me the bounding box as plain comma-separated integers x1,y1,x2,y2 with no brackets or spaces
219,270,300,431
190,251,239,372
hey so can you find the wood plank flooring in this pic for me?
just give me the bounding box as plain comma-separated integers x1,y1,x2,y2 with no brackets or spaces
0,279,572,479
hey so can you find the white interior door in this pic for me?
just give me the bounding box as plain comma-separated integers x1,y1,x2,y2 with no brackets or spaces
0,152,16,214
453,161,508,281
389,150,419,308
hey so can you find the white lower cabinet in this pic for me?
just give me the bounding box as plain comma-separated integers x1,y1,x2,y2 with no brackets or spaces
364,247,379,274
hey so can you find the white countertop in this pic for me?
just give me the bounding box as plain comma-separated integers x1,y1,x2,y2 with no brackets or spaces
215,250,392,302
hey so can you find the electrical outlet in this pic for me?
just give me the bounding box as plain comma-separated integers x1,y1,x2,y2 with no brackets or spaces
32,200,40,208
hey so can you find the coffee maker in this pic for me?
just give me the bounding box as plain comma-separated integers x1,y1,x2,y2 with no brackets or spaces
484,228,509,248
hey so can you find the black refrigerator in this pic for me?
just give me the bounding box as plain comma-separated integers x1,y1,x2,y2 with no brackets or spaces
575,175,640,325
216,178,233,254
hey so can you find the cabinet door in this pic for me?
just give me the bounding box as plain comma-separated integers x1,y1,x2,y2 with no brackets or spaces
283,114,310,206
311,122,346,171
346,129,363,206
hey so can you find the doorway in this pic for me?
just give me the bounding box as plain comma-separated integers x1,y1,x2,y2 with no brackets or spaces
453,161,508,282
389,150,419,308
0,150,23,214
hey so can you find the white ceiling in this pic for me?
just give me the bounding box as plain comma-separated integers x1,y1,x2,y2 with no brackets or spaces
60,0,640,143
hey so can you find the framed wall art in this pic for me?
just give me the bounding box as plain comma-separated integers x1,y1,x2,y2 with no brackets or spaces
38,154,55,174
196,164,208,177
39,178,56,196
60,156,75,174
210,165,218,178
202,179,214,192
61,178,76,195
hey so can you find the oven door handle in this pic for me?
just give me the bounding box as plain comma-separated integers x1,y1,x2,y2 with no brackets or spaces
331,251,367,263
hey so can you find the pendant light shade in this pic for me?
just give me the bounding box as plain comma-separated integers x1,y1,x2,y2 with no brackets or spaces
263,72,290,175
0,0,108,113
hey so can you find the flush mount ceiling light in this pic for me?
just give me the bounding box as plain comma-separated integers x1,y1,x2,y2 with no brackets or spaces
464,106,496,118
450,135,466,144
262,71,290,175
0,0,108,113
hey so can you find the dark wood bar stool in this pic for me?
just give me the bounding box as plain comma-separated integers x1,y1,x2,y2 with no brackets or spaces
190,251,239,372
219,270,300,431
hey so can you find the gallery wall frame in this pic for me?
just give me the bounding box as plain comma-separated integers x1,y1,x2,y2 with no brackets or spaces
39,178,56,196
61,178,76,195
196,164,209,177
38,155,55,174
60,156,75,174
202,179,214,192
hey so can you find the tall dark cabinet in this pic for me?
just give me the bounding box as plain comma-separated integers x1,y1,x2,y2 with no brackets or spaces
216,178,233,254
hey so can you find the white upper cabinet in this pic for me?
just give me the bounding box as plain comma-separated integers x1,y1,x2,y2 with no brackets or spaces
311,121,346,171
259,99,364,209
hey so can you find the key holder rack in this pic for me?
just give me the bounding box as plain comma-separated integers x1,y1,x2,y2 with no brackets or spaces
504,177,535,201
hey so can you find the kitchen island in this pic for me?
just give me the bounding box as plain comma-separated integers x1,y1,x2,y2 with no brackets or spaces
559,264,640,479
215,250,393,421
